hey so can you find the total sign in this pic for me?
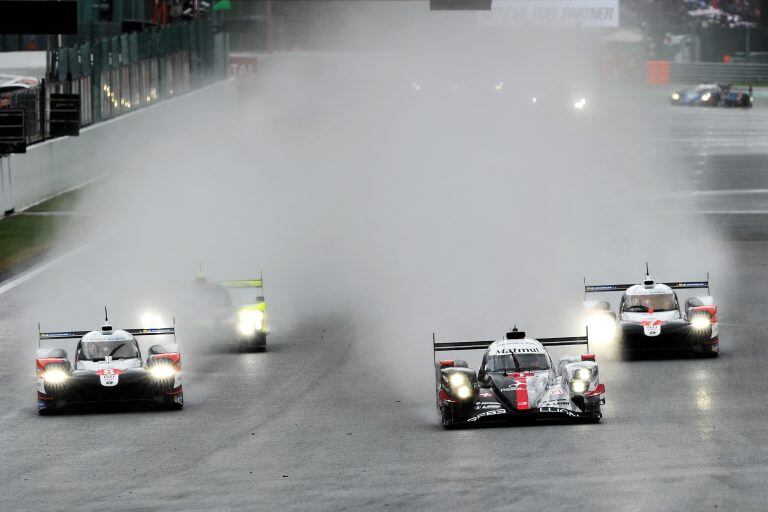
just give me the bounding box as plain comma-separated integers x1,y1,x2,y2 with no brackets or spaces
478,0,619,28
230,53,259,77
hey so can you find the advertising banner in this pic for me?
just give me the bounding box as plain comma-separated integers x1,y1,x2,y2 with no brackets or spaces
478,0,620,28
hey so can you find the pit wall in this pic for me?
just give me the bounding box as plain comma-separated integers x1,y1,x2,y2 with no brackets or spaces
1,78,236,213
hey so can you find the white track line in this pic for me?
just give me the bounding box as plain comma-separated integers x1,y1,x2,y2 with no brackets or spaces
690,189,768,196
0,246,87,297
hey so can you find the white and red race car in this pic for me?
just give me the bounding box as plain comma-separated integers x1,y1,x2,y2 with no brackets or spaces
584,268,719,357
36,316,183,414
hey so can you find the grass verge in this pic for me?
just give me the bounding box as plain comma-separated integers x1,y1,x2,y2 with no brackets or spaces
0,188,85,280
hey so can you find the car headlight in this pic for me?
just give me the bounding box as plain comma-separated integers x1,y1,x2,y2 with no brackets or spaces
237,309,264,335
447,373,472,399
141,311,163,329
587,315,617,343
691,316,711,330
575,368,591,381
43,368,69,384
150,364,176,380
671,92,680,100
456,385,472,399
574,98,587,110
701,92,712,102
571,380,587,394
448,373,468,388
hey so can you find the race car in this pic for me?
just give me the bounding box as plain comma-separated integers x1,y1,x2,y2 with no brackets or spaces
191,275,268,350
670,83,753,107
0,75,40,107
433,328,604,428
36,316,183,414
584,269,719,357
220,278,268,349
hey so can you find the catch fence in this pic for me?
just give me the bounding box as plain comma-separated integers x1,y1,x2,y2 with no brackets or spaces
0,18,228,149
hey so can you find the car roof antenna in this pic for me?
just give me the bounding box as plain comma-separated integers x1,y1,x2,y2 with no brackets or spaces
643,262,655,288
102,306,113,333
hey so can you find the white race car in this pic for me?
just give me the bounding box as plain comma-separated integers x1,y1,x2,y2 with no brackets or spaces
36,315,183,414
584,267,719,357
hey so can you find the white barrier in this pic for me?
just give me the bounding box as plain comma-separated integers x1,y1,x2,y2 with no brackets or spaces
1,78,236,213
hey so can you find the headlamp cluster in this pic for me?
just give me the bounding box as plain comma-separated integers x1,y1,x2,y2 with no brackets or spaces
43,368,70,385
149,364,177,380
446,372,473,400
690,315,711,330
569,367,594,395
237,309,264,336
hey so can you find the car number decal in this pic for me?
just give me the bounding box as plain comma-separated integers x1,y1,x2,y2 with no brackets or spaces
642,320,662,337
96,368,123,387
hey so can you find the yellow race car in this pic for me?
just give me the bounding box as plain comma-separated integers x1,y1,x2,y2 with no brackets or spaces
192,275,268,351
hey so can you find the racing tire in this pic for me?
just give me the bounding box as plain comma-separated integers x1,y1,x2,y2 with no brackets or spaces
247,333,267,353
164,394,184,410
440,407,459,430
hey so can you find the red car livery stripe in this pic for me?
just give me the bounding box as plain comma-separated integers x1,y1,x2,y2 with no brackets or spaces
513,374,530,410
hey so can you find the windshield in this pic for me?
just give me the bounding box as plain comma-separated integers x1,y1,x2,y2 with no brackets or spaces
226,288,262,308
623,293,678,312
79,340,139,361
487,353,550,372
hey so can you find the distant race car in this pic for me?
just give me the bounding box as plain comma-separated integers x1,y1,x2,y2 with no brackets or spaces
584,268,719,357
191,275,268,350
433,328,604,428
0,75,40,107
670,83,752,108
36,316,183,414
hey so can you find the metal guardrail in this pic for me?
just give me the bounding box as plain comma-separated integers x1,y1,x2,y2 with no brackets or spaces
670,62,768,84
0,18,229,151
646,61,768,85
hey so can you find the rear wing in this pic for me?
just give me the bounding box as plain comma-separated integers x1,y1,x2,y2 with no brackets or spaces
38,326,176,347
538,335,589,348
584,277,710,295
219,279,263,289
432,331,589,357
219,270,264,290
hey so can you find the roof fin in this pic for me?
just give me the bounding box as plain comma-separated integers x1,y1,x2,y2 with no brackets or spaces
102,306,113,333
643,262,654,288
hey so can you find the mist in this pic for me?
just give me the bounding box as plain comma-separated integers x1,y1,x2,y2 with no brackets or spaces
19,1,729,402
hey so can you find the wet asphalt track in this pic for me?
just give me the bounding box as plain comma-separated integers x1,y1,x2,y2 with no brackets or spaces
2,95,768,511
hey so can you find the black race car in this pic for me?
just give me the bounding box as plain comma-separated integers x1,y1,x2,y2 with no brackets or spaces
432,329,604,428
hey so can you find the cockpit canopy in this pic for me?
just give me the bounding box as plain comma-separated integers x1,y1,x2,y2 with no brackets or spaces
487,353,551,372
77,337,140,361
622,292,678,312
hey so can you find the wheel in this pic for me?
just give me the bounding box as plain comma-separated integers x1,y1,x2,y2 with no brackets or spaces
164,393,184,410
253,333,267,352
440,405,457,429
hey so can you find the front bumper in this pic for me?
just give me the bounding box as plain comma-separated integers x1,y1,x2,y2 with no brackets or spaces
440,400,601,427
39,371,180,410
619,321,718,354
